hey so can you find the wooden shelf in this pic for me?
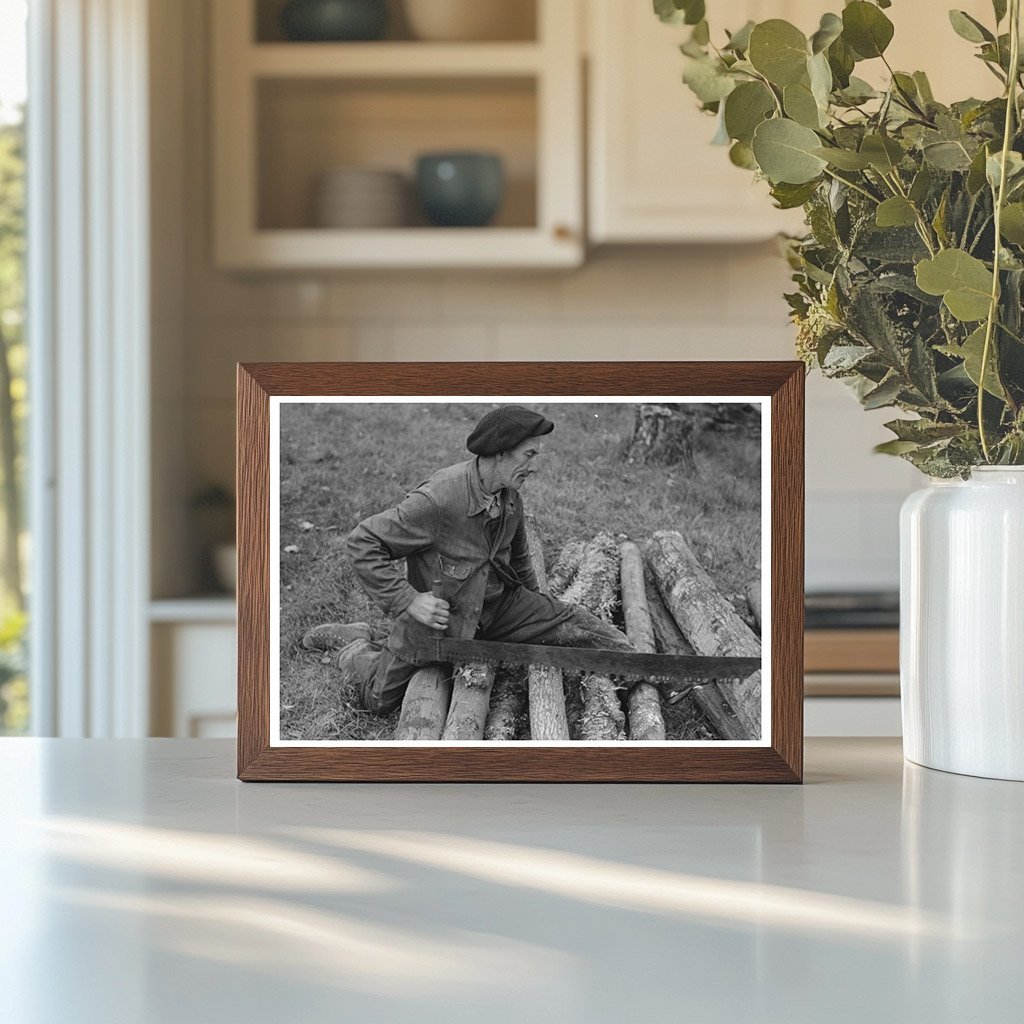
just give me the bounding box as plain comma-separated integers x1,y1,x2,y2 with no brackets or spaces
249,42,544,78
217,227,580,270
212,0,582,269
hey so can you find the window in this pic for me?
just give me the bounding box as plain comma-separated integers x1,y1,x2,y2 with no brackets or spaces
0,0,28,734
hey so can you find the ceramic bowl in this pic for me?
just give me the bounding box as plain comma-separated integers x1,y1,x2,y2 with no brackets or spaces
281,0,388,42
414,152,504,227
403,0,533,41
315,168,407,228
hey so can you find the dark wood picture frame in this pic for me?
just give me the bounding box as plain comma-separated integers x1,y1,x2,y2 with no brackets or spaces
237,362,804,782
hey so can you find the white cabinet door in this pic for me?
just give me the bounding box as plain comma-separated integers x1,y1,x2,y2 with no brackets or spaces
588,0,814,242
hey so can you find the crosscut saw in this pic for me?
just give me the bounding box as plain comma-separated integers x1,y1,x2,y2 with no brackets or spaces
411,637,761,706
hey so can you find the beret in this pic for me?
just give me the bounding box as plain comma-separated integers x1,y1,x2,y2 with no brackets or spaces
466,405,555,456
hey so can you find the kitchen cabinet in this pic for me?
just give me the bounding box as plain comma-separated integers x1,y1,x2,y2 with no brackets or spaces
587,0,810,243
586,0,999,244
211,0,583,269
150,600,237,738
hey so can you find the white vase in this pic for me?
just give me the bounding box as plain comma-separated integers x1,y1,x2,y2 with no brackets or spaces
900,467,1024,780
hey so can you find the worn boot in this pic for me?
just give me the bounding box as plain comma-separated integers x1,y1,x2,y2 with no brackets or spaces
335,638,381,700
301,621,372,651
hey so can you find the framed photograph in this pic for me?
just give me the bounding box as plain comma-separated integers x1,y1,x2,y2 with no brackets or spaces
237,362,804,782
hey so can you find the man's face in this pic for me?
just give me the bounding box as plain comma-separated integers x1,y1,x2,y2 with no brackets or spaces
499,437,542,491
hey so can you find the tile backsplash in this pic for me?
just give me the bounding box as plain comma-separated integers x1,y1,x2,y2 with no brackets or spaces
180,246,916,593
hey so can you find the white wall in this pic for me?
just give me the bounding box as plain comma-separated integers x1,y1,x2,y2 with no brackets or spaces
155,0,920,598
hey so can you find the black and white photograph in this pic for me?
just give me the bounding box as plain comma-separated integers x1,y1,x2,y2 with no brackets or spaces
270,397,770,745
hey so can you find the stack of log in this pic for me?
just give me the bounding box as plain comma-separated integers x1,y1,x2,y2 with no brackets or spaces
394,527,762,742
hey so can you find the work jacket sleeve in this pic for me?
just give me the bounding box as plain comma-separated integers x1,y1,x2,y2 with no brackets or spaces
509,512,541,593
346,491,439,616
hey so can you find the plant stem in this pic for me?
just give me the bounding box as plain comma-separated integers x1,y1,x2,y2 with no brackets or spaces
822,167,880,204
884,170,939,254
978,0,1021,462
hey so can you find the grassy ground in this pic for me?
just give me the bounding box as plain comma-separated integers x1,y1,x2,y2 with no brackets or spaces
278,402,761,741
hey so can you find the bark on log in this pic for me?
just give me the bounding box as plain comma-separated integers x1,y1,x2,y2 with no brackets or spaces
483,669,526,740
394,666,452,740
645,568,739,741
524,521,570,741
644,530,762,739
746,580,762,632
619,542,665,741
442,661,496,740
547,539,586,598
565,532,625,741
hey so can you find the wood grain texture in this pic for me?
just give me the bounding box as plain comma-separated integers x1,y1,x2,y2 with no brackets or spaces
235,360,804,783
804,629,899,674
620,541,666,741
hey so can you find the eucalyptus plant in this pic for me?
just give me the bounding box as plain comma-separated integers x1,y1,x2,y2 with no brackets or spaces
656,0,1024,476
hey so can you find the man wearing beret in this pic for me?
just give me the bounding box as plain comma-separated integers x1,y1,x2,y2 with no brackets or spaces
323,404,634,716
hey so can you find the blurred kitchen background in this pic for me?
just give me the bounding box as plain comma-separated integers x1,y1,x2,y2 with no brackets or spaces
1,0,998,739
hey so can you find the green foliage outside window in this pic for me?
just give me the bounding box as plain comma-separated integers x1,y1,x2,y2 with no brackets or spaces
0,110,27,733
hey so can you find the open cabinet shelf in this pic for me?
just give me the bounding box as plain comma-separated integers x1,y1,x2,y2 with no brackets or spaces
212,0,582,269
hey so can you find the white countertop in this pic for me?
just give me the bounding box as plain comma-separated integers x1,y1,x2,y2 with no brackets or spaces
1,738,1021,1023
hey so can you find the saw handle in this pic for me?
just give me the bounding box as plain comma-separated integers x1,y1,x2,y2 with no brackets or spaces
430,578,449,634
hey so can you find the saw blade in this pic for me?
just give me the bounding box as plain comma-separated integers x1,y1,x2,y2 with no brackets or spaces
423,637,760,685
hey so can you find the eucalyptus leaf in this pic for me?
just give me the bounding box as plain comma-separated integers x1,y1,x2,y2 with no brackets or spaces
862,374,904,409
770,180,820,209
784,80,824,129
683,57,737,103
723,81,775,144
842,1,895,59
915,250,994,322
827,36,856,89
692,19,710,45
748,20,809,86
810,13,843,54
948,10,994,44
884,418,963,443
653,0,705,26
724,20,755,53
986,150,1024,191
808,52,833,110
837,76,879,104
813,146,872,170
876,197,918,228
711,107,731,145
860,133,904,173
922,140,973,171
993,0,1008,24
752,118,828,184
912,71,935,104
940,325,1006,398
1000,203,1024,245
967,144,992,194
729,140,758,169
874,438,921,455
909,165,933,205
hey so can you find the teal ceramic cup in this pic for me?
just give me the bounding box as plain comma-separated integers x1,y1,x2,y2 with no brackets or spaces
280,0,388,41
415,152,505,227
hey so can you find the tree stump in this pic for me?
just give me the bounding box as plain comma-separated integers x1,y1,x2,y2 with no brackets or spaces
644,530,762,740
394,666,452,740
619,541,665,741
623,404,702,468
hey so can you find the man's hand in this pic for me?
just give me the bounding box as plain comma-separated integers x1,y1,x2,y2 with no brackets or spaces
407,592,451,630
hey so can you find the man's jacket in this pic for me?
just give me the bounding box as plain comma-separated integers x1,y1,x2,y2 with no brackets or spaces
347,459,540,662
